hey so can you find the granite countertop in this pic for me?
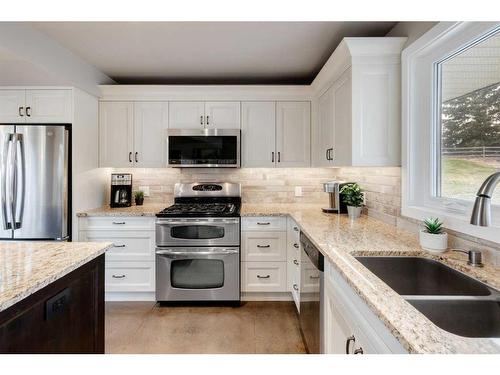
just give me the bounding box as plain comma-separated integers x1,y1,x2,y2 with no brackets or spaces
0,241,112,313
76,203,166,217
77,203,500,353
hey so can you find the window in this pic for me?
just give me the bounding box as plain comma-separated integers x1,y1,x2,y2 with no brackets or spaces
403,22,500,244
437,30,500,205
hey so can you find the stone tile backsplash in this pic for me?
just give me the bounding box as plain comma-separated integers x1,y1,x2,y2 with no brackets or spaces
108,166,402,224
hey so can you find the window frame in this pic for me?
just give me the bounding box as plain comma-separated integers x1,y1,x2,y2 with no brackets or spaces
402,21,500,244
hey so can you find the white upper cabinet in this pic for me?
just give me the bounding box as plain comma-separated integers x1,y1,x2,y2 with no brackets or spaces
168,101,205,129
204,102,240,129
134,102,169,167
169,101,241,129
312,38,406,167
0,89,72,123
241,102,276,167
99,102,134,168
0,90,25,122
276,102,311,167
25,89,72,123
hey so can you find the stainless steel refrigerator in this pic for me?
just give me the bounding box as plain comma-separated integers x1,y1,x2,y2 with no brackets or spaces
0,124,70,241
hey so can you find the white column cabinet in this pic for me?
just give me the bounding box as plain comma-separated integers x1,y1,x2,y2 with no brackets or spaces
0,89,72,123
313,38,405,167
99,101,135,168
134,102,168,167
276,102,311,167
204,101,240,129
168,101,205,129
241,102,276,167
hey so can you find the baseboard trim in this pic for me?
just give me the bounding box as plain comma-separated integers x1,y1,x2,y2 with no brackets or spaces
241,292,293,301
105,292,155,302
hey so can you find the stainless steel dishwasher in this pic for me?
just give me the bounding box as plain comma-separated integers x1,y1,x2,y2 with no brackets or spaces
299,232,324,354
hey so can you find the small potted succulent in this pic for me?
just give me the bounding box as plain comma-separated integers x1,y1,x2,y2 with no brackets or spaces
419,217,448,253
340,183,364,220
134,190,145,206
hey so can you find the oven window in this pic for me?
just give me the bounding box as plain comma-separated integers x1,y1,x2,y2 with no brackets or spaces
168,136,237,165
171,225,224,239
171,259,224,289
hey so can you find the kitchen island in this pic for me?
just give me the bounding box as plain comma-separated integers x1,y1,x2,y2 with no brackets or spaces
0,241,112,353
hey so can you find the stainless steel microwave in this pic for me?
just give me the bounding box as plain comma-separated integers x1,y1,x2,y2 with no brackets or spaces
166,129,240,168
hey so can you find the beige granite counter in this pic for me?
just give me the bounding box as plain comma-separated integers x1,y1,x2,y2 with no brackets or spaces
77,203,166,217
0,241,112,313
77,203,500,353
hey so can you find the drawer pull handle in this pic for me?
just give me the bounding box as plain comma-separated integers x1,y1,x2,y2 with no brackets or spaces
293,243,299,248
257,222,271,225
112,222,126,225
257,244,270,248
257,275,270,279
310,275,320,280
112,274,126,279
293,226,299,232
113,244,126,248
346,335,355,354
354,347,363,355
293,284,298,291
293,259,299,265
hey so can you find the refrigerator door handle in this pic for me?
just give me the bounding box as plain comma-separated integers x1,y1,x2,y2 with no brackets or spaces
14,134,26,229
1,133,13,230
10,133,18,230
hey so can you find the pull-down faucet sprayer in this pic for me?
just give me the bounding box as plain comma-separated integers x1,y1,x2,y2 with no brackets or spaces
470,172,500,226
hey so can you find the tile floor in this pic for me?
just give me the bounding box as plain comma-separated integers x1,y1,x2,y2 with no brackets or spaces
105,301,307,354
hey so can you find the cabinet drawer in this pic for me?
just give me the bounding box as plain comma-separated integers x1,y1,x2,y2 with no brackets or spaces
242,231,286,261
81,231,155,261
105,262,155,292
79,216,155,231
242,216,286,231
241,262,287,292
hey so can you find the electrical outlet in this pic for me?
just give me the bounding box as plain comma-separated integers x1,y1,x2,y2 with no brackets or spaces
295,186,303,197
139,186,150,197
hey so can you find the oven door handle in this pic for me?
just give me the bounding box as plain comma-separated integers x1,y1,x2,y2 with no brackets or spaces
156,249,239,256
156,219,240,225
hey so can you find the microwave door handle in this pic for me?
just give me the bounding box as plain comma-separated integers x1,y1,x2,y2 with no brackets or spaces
1,134,13,230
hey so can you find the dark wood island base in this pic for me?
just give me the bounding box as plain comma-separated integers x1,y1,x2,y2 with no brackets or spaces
0,255,105,354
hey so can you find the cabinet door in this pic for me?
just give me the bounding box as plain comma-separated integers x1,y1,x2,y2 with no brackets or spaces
324,284,354,354
241,102,276,167
0,90,25,123
99,102,134,167
276,102,311,167
168,102,205,129
25,89,72,123
332,69,353,167
204,102,240,129
317,87,335,167
134,102,168,167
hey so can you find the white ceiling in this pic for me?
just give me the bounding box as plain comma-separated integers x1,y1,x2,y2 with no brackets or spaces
31,22,396,84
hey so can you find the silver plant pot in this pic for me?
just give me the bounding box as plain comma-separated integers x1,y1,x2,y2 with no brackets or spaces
347,206,362,220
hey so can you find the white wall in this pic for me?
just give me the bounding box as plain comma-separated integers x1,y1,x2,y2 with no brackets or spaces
386,22,438,48
72,89,109,239
0,23,113,96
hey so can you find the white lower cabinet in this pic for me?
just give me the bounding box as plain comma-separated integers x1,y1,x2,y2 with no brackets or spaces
323,258,407,354
78,216,156,300
241,216,288,294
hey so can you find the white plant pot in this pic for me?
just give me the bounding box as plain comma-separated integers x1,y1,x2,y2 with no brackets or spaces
347,206,362,220
419,230,448,253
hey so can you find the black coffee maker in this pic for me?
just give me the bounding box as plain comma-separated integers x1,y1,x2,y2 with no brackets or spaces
110,174,132,208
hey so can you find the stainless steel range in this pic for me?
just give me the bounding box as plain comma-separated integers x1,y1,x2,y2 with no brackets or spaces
155,182,241,303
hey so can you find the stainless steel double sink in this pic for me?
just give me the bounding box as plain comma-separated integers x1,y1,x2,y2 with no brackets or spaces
355,256,500,338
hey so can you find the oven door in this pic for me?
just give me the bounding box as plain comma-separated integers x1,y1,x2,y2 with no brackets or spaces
156,218,240,247
166,129,240,168
155,247,240,301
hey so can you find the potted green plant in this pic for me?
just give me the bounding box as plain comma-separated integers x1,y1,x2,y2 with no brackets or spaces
340,183,364,220
419,217,448,253
134,190,144,206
